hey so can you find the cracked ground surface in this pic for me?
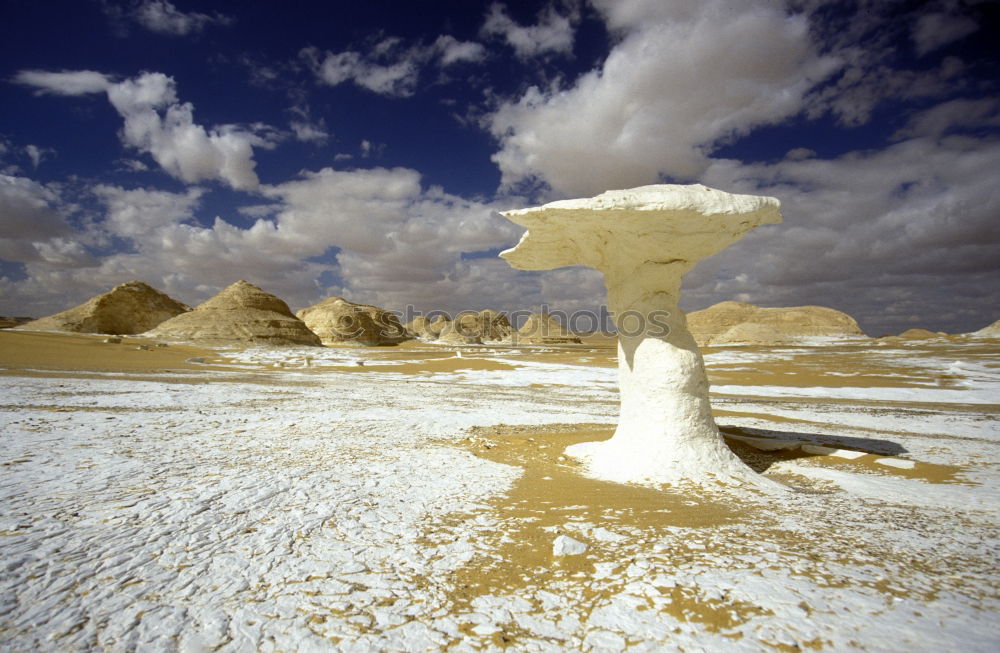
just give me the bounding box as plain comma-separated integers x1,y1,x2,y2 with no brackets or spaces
1,331,998,651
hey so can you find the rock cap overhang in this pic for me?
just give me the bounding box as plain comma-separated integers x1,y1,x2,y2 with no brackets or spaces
499,184,782,274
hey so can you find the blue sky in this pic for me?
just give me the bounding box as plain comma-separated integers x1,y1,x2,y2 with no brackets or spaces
1,0,998,335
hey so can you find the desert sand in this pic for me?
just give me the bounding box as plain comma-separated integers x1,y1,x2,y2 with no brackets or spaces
1,322,998,650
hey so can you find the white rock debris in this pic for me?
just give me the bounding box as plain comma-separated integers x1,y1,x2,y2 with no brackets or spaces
552,535,589,556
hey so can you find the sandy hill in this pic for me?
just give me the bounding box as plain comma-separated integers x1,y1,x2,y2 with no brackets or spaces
146,280,321,346
972,319,1000,338
687,301,865,345
516,313,582,344
297,297,408,346
437,320,483,345
19,280,189,335
898,328,942,340
710,322,795,346
454,310,514,342
406,315,453,340
405,316,435,339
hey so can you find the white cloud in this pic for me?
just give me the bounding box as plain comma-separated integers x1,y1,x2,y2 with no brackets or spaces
0,175,97,270
106,72,271,189
487,0,838,196
301,33,487,98
912,11,979,56
14,69,114,96
93,185,204,239
480,2,578,59
688,127,1000,334
894,98,1000,139
0,165,528,317
0,175,70,241
24,145,53,169
433,35,487,66
301,44,421,97
289,119,330,145
132,0,231,36
287,104,330,145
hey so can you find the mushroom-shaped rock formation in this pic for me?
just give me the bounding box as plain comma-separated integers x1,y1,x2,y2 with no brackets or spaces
501,184,782,487
20,280,189,335
146,280,321,346
516,313,582,344
454,310,514,342
297,297,408,346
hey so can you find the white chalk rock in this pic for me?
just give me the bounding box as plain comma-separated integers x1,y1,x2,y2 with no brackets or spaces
552,535,589,556
501,184,783,488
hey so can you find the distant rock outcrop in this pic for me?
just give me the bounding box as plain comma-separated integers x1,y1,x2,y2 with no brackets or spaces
710,322,794,346
0,316,33,329
454,310,514,342
436,320,483,345
406,315,453,340
19,280,189,335
515,313,582,344
687,301,865,345
405,316,436,339
897,328,941,340
971,319,1000,338
146,280,321,346
296,297,408,346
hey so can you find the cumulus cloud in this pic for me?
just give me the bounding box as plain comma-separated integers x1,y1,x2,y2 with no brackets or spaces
894,98,1000,139
14,69,114,96
0,175,96,270
301,33,487,97
288,106,330,144
912,10,979,56
433,35,487,66
1,165,527,318
131,0,232,36
0,175,70,241
487,0,838,196
106,72,272,189
480,2,578,59
688,127,1000,334
302,45,420,97
24,145,53,169
93,184,204,239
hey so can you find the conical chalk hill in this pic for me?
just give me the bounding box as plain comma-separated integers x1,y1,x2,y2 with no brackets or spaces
20,280,189,335
146,280,321,346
